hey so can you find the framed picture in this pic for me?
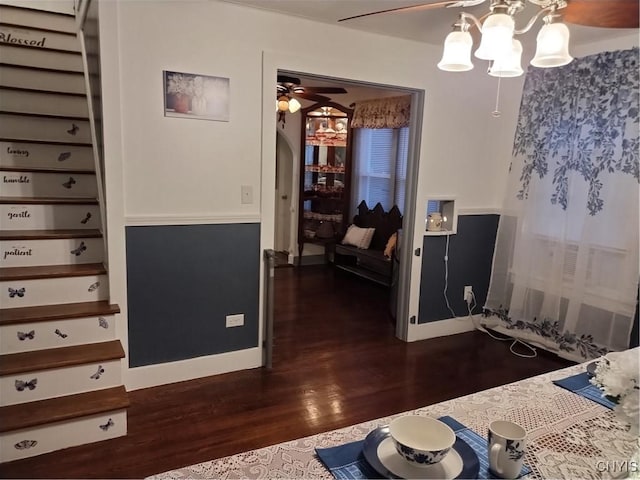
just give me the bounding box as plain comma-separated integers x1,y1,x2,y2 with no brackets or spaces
163,70,230,121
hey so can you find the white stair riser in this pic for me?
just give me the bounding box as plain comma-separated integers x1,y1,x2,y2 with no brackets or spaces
0,65,85,94
1,171,97,198
0,409,126,463
0,5,76,34
2,273,108,308
0,237,103,268
0,359,121,407
0,315,115,354
0,25,79,53
0,114,91,144
0,141,94,171
0,89,88,118
0,44,84,72
0,204,100,230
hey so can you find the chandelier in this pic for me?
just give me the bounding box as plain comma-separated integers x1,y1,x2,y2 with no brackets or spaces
437,0,572,76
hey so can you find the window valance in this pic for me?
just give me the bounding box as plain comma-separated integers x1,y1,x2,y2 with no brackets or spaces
352,95,411,129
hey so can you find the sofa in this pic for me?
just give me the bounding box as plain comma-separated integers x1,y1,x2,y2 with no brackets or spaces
333,201,403,287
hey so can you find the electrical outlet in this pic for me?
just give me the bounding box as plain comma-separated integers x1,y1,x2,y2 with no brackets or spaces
464,286,473,303
226,314,244,328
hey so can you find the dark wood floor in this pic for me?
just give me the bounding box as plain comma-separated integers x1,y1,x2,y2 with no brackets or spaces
0,265,574,479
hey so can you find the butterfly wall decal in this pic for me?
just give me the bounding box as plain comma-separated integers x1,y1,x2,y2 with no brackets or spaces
90,365,105,380
67,123,79,135
62,177,76,189
58,152,71,162
71,241,87,256
99,418,114,431
54,329,68,339
98,317,109,329
88,281,100,292
17,330,35,341
8,287,25,298
15,379,37,391
14,440,37,450
80,212,92,224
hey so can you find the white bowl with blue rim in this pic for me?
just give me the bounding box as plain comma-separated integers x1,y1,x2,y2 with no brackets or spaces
389,415,456,467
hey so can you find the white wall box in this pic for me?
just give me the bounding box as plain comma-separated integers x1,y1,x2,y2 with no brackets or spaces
425,198,458,235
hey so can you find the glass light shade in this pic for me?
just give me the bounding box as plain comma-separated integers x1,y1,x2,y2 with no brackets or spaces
288,97,301,113
489,39,524,77
531,22,572,68
474,13,515,60
437,31,474,72
277,96,289,112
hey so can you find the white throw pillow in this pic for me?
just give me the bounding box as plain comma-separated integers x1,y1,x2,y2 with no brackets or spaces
342,225,376,249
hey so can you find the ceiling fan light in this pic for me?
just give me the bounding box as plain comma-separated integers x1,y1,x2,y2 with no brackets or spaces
531,22,573,68
438,31,474,72
489,39,523,78
288,97,301,113
474,13,515,60
277,95,290,112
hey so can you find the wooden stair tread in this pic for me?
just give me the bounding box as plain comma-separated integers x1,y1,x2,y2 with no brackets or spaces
0,5,75,19
0,263,106,281
0,21,77,37
0,229,102,240
0,62,86,76
0,300,119,326
0,43,81,56
0,137,92,147
0,386,129,433
0,196,98,204
0,167,96,175
0,85,86,97
0,339,125,376
0,110,89,121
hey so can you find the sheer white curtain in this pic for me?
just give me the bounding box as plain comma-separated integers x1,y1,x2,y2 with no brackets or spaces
485,48,639,362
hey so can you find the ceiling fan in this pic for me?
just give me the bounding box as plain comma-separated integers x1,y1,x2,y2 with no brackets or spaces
277,74,347,103
276,74,347,125
338,0,639,29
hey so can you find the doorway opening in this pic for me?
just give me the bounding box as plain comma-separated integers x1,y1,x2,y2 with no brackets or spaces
269,70,424,365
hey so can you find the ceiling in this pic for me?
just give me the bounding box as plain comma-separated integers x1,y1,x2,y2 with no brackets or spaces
220,0,637,49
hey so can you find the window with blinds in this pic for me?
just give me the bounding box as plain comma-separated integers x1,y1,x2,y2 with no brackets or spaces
352,127,409,215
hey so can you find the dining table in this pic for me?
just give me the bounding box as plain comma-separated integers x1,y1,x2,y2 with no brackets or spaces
149,359,639,479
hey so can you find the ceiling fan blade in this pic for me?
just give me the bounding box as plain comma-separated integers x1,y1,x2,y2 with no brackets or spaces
338,1,468,22
298,86,348,95
277,74,301,85
294,92,331,103
563,0,638,28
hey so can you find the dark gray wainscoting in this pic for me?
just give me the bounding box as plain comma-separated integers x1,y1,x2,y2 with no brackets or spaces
418,214,499,324
125,223,260,367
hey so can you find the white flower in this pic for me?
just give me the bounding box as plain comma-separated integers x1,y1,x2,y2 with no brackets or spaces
591,349,640,434
167,73,194,96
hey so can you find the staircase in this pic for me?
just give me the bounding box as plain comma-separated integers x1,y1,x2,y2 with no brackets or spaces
0,4,129,462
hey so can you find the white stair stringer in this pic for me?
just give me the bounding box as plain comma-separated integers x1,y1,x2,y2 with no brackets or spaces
0,5,128,463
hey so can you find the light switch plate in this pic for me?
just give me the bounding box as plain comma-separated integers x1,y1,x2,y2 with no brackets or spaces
241,185,253,204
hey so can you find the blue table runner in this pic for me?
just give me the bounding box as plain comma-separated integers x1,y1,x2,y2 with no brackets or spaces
552,372,616,410
315,416,531,479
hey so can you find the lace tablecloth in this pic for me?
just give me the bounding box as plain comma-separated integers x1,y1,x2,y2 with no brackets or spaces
149,363,639,479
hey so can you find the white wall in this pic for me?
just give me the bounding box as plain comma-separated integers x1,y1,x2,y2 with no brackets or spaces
99,0,638,388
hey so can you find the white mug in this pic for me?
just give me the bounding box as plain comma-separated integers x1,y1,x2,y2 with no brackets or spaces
488,420,527,479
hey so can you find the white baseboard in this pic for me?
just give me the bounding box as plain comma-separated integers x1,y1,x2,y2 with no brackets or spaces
407,314,479,342
125,347,262,390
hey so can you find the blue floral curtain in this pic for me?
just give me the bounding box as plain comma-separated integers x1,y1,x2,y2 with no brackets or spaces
485,48,639,361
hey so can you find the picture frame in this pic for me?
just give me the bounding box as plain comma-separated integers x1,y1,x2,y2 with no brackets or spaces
163,70,230,121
